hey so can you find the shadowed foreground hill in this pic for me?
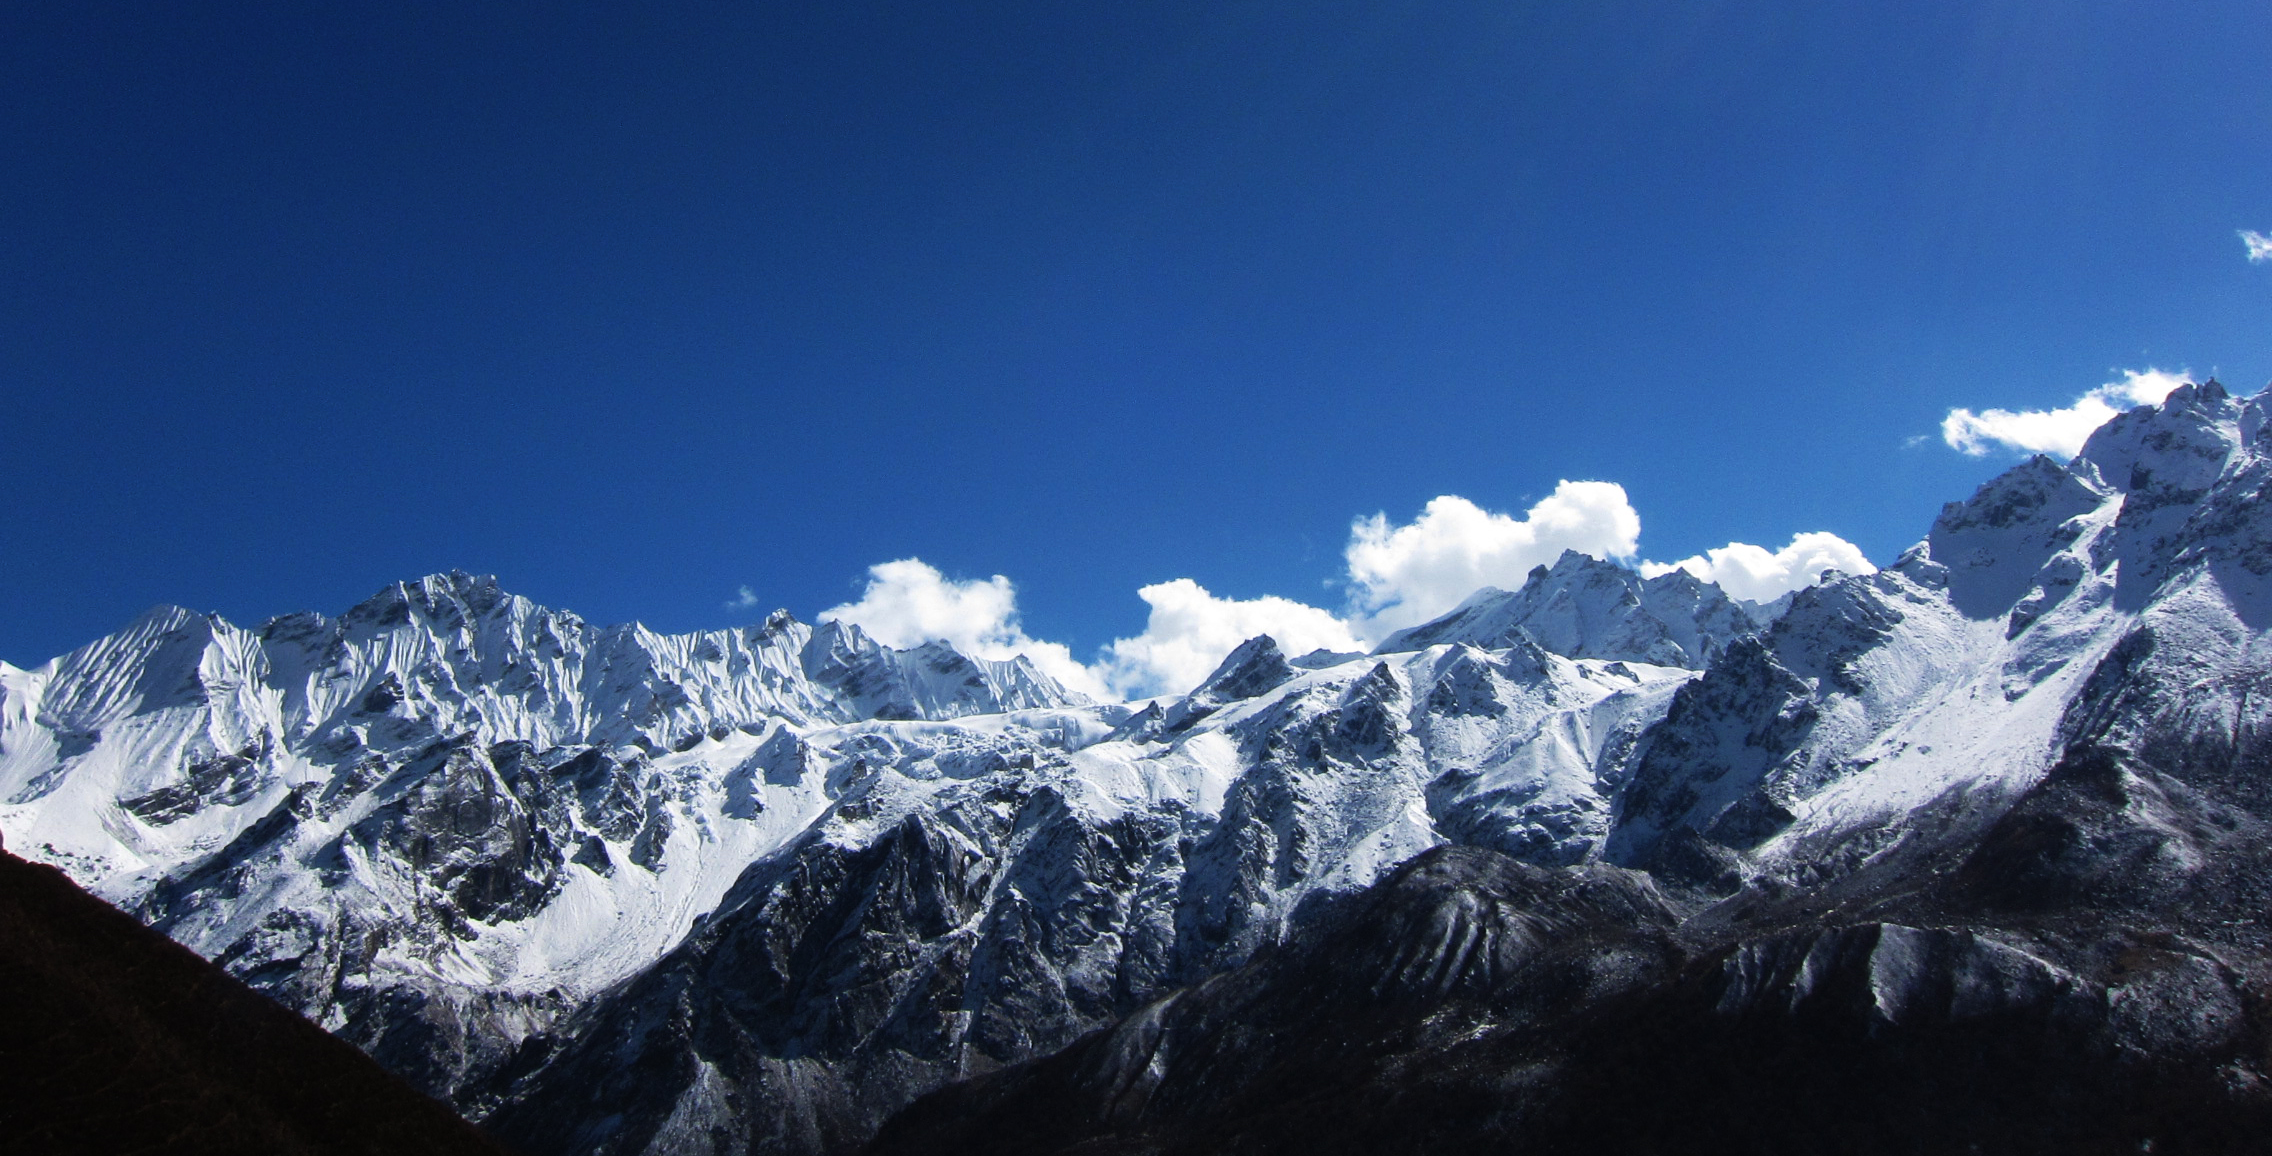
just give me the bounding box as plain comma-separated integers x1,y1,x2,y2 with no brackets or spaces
0,844,515,1156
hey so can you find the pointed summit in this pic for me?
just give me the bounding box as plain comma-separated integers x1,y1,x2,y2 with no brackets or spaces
1374,550,1758,668
1924,453,2111,619
1162,634,1296,732
2076,378,2242,496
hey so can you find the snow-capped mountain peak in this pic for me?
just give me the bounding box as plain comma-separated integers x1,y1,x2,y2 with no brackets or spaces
1374,548,1761,668
1156,634,1299,732
0,576,1090,895
1606,378,2272,905
1924,453,2111,619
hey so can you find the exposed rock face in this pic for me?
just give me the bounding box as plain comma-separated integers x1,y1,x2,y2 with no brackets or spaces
1608,382,2269,902
1155,636,1299,734
0,565,1715,1152
874,750,2272,1156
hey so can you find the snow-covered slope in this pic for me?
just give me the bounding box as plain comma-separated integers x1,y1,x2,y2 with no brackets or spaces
1609,380,2272,897
866,382,2272,1156
0,573,1080,895
497,376,2272,1155
0,573,1090,1095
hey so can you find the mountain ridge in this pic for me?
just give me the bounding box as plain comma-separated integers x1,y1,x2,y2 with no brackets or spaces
7,381,2272,1153
868,378,2272,1154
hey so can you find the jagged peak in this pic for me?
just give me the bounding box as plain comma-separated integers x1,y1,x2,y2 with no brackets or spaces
1153,635,1296,734
1537,548,1633,584
1190,635,1295,704
1931,453,2108,539
1375,551,1753,668
126,603,209,634
342,571,523,632
807,616,877,648
905,637,973,663
414,569,502,597
1640,566,1709,595
1342,659,1405,704
49,604,230,670
2075,378,2246,496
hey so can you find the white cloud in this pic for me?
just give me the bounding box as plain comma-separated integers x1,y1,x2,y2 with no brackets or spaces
725,585,760,611
2241,229,2272,263
1639,532,1875,603
1097,579,1362,699
1939,368,2188,459
816,495,1872,703
819,559,1109,699
1342,483,1642,638
818,560,1358,702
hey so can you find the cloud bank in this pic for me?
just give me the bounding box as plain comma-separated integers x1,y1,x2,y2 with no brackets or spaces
1940,368,2187,459
819,559,1110,699
798,486,1872,700
1096,579,1364,700
1344,484,1642,637
1640,532,1875,604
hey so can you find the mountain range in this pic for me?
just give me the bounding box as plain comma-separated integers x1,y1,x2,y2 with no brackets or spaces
5,380,2272,1153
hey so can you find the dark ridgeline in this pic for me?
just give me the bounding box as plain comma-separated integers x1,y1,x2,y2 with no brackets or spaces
0,841,517,1156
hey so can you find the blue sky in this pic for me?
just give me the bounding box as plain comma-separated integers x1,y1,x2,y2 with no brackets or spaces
5,2,2270,692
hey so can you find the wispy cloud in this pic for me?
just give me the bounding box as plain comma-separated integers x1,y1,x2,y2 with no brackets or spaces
725,585,760,610
2242,229,2272,263
1939,368,2188,459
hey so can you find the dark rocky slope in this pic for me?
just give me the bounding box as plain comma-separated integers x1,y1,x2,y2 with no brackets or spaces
0,841,517,1156
871,739,2272,1156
